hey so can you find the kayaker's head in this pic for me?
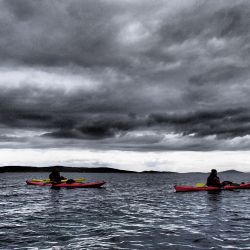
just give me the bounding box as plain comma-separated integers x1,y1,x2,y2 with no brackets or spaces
211,169,217,176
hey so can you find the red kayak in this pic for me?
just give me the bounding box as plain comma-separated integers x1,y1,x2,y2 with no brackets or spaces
26,180,106,188
175,182,250,192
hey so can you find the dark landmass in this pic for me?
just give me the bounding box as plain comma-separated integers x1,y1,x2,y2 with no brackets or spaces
141,170,175,174
186,170,245,174
220,169,243,173
0,166,136,173
0,166,244,174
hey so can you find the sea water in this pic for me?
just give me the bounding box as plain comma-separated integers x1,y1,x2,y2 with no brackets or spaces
1,171,250,249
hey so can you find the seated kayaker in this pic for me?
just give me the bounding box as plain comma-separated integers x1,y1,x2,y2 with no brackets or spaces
49,168,66,183
206,169,223,187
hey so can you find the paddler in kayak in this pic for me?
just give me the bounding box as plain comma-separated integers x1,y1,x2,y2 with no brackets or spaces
49,168,66,184
206,169,240,187
206,169,223,187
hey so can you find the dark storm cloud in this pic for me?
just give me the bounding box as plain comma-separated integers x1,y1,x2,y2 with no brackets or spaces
0,0,249,69
44,116,137,140
0,0,250,151
148,108,250,139
0,0,126,68
43,107,250,142
189,65,246,85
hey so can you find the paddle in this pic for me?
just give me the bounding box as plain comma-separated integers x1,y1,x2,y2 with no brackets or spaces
32,178,86,183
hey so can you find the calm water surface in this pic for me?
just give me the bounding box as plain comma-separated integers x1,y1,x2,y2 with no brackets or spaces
1,172,250,249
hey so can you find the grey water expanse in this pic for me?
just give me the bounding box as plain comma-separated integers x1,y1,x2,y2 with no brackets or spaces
1,171,250,250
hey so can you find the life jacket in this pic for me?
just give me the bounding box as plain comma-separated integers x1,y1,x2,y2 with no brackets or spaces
49,171,61,182
206,175,221,187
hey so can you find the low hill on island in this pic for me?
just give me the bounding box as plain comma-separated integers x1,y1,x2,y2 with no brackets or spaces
0,166,136,173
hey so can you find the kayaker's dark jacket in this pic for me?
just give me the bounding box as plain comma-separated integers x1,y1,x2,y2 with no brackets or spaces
49,170,62,183
206,174,222,187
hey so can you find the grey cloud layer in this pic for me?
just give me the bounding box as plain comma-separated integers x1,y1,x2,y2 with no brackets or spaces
0,0,250,150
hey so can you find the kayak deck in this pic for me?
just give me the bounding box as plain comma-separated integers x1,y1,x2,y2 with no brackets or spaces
175,182,250,192
26,180,105,188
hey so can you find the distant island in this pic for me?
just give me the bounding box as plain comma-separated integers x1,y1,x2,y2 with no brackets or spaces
0,166,244,173
0,166,137,173
220,169,243,173
0,165,176,173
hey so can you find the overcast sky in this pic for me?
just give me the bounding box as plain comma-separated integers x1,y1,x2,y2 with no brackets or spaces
1,0,250,172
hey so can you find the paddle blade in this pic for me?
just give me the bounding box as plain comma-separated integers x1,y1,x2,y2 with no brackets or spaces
195,183,206,187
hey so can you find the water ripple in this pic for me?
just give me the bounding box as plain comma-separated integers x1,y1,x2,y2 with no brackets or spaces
1,172,250,249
